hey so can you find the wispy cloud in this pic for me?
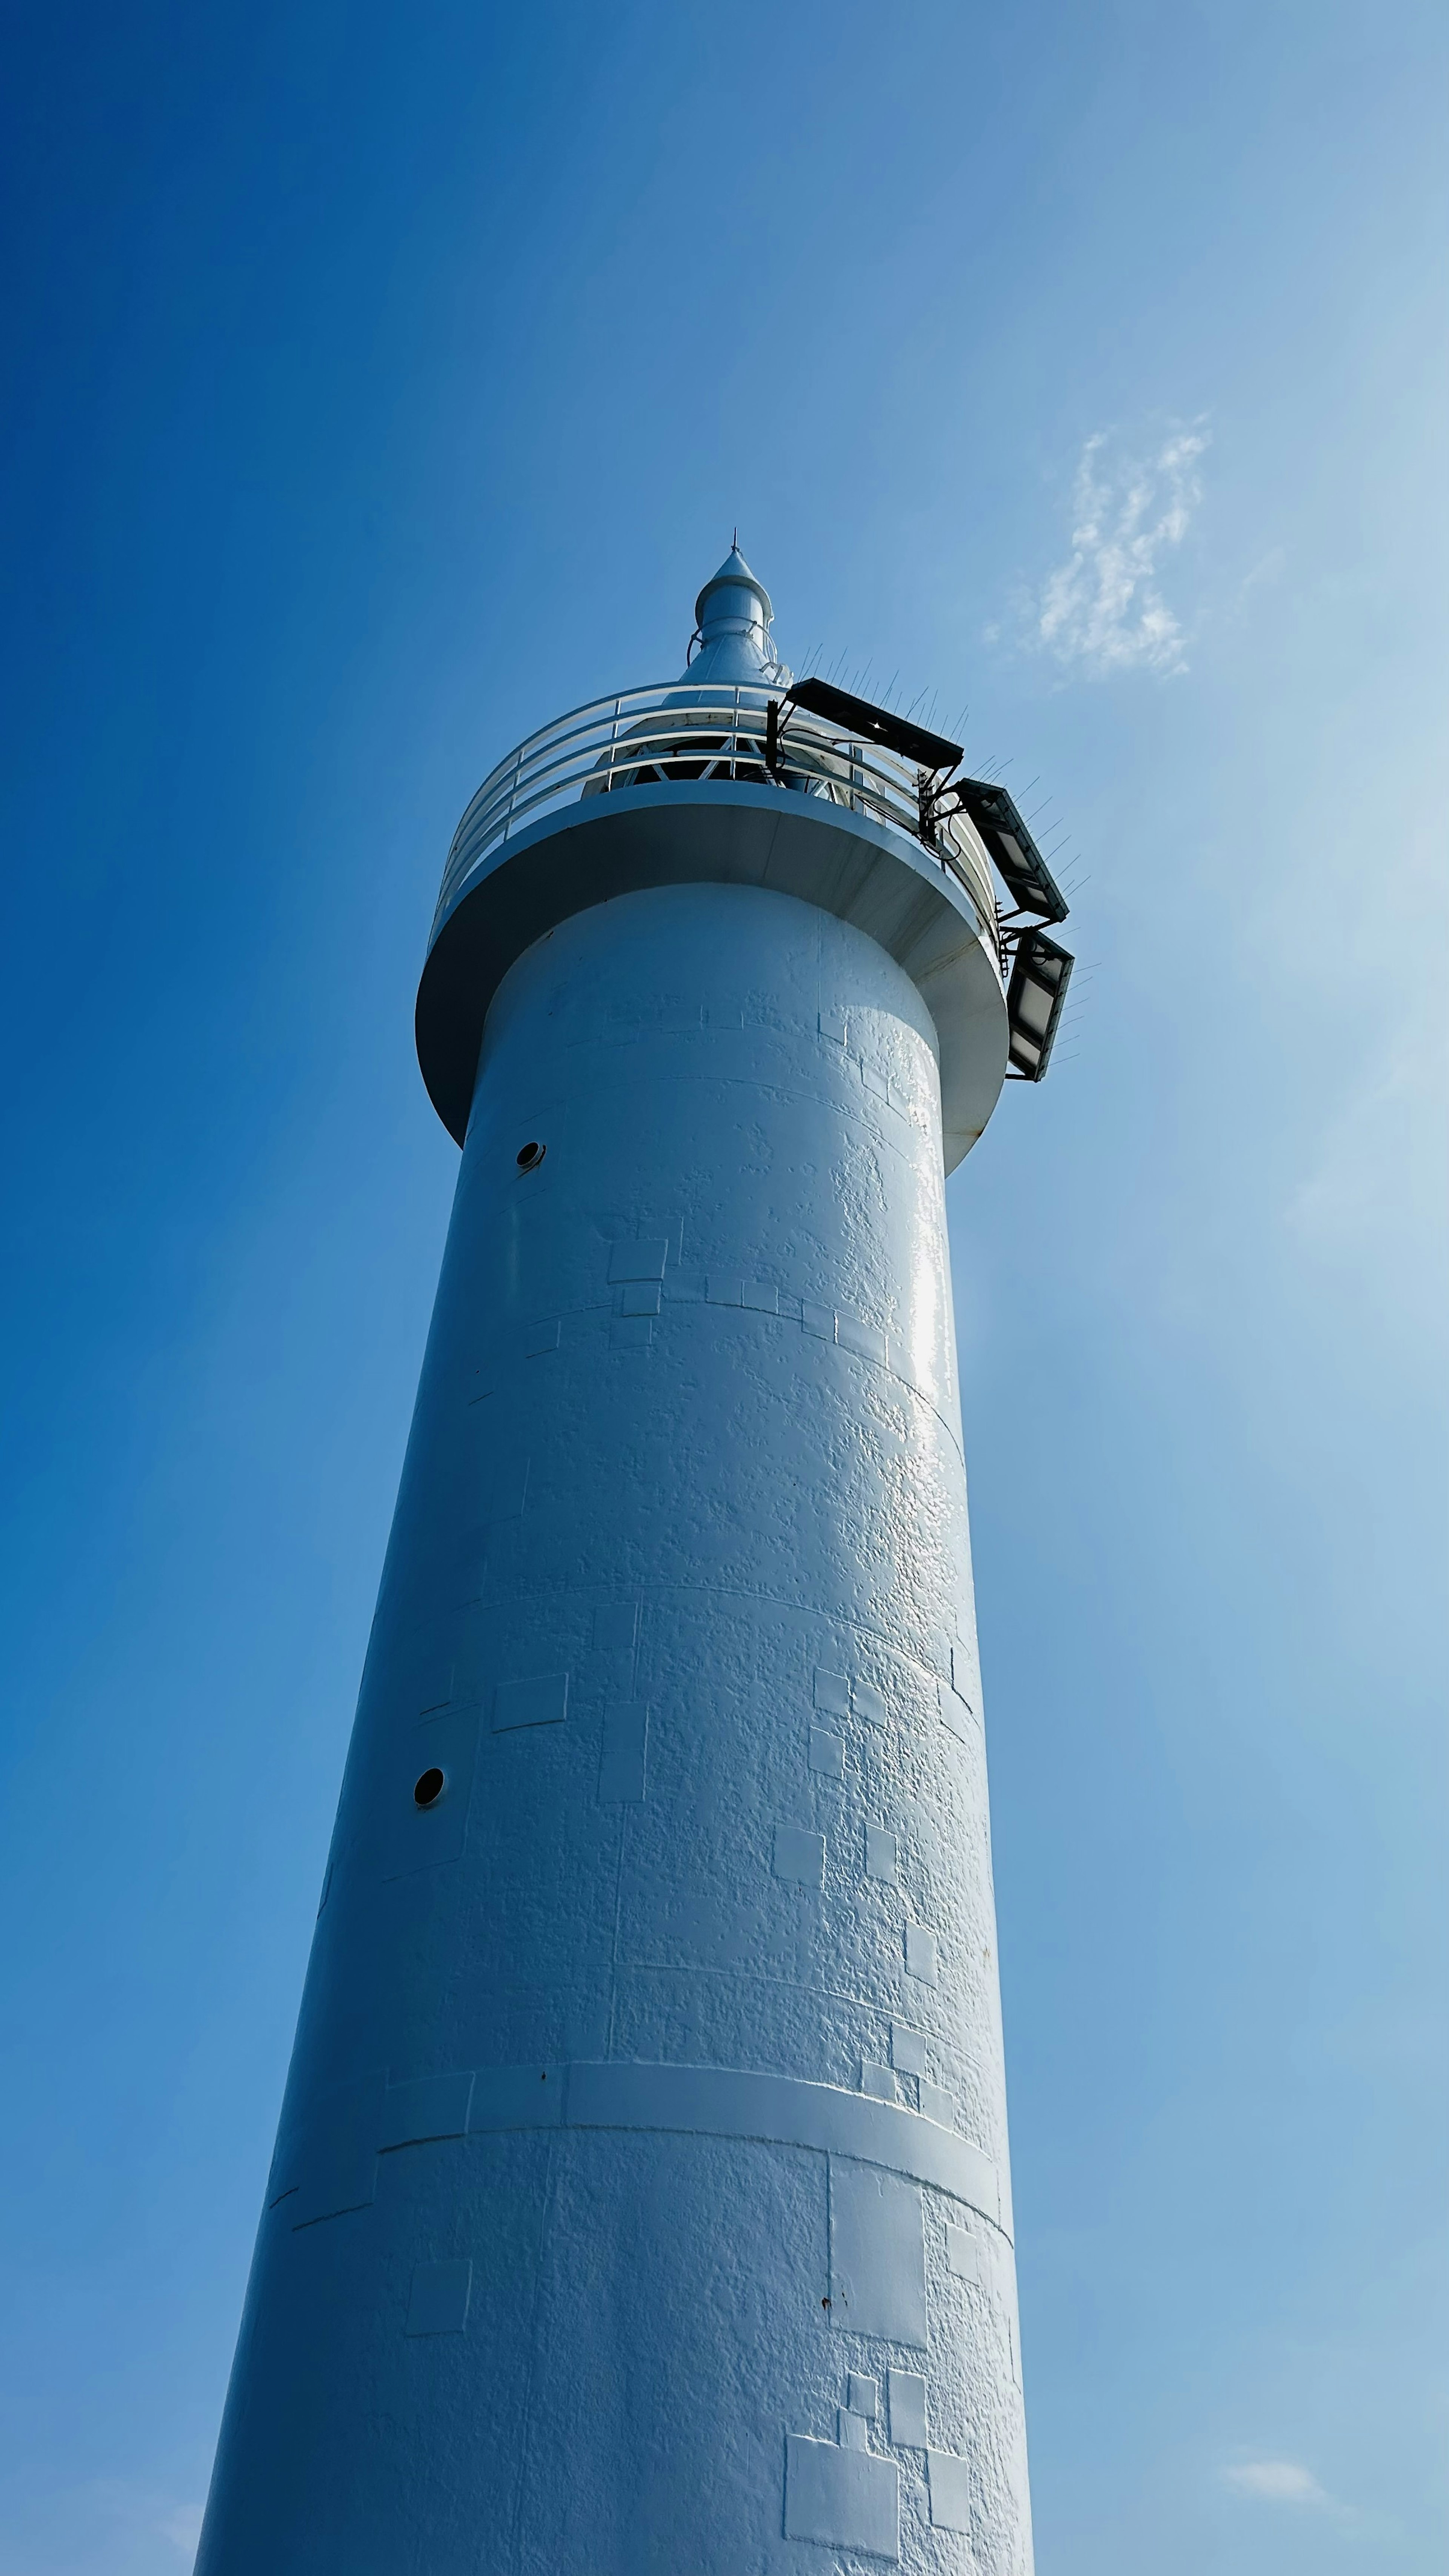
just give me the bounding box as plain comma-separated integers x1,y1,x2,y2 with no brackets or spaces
1222,2458,1331,2505
1028,426,1209,676
83,2479,206,2568
158,2501,205,2556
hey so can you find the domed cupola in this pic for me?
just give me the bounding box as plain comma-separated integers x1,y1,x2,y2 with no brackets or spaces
682,540,791,685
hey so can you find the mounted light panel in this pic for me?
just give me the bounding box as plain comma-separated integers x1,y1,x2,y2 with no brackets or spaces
1006,930,1074,1081
767,681,1079,1087
948,778,1069,925
784,677,964,775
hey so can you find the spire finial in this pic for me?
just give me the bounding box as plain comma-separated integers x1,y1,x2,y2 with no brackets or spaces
732,525,738,551
684,541,790,686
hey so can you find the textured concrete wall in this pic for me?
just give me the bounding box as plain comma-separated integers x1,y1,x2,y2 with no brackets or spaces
197,881,1032,2575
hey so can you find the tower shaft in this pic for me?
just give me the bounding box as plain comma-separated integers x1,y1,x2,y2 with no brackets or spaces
198,555,1040,2574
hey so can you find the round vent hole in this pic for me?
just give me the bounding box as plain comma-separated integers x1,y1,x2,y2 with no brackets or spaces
413,1767,446,1808
516,1140,545,1171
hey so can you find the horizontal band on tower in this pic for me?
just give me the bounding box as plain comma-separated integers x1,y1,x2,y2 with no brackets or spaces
353,2061,990,2225
274,2058,1005,2238
557,2062,1004,2230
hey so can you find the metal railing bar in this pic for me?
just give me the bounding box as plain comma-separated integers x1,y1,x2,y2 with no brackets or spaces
450,703,927,857
453,700,766,842
458,746,926,857
434,681,1000,935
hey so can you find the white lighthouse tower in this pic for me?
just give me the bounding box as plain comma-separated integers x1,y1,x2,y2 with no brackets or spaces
197,548,1073,2573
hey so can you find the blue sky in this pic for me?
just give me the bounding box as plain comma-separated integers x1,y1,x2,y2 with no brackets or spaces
0,2,1444,2568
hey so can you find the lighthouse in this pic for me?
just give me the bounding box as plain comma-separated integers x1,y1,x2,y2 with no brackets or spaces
196,549,1072,2573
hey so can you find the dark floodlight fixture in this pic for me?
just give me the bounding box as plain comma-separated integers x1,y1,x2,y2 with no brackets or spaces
783,677,964,776
757,678,1080,1086
932,777,1069,924
779,687,1067,927
1006,930,1073,1081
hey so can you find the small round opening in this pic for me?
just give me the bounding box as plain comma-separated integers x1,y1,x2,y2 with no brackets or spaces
516,1140,545,1171
413,1767,446,1809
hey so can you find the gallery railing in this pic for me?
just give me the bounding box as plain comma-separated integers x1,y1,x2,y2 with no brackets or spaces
432,682,1000,944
